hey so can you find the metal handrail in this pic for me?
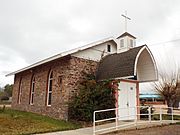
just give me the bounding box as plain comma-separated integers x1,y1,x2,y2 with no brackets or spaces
93,106,180,135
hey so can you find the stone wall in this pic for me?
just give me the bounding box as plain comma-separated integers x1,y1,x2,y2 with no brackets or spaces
12,55,98,120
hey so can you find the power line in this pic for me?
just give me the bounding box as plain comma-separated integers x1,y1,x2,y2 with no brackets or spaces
148,38,180,46
89,38,180,54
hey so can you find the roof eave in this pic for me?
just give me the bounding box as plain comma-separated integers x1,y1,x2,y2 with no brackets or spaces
6,37,115,76
96,75,134,81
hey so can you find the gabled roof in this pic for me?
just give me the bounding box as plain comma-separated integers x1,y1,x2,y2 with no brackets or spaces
96,45,156,81
117,32,136,39
6,37,115,76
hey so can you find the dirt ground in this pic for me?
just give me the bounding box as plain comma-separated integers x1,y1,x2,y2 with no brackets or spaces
104,125,180,135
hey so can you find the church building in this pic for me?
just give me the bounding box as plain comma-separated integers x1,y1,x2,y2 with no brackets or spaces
7,32,158,120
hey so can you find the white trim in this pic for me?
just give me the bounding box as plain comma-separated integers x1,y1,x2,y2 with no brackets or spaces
30,76,35,105
139,79,159,83
107,44,111,52
134,46,146,75
114,76,134,80
18,78,22,104
98,76,134,81
47,70,53,106
134,46,158,80
120,79,139,83
6,37,115,76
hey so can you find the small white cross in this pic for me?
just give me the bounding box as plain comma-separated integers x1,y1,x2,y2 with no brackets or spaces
121,11,131,32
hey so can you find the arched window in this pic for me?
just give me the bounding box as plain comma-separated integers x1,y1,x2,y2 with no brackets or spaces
30,76,35,105
18,77,22,104
47,70,53,106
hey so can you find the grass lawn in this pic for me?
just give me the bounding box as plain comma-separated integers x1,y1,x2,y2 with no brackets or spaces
0,108,80,135
152,114,180,121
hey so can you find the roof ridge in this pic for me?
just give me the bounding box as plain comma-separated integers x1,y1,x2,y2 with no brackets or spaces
117,32,136,39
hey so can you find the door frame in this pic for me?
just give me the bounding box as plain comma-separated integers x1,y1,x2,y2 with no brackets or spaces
115,79,140,120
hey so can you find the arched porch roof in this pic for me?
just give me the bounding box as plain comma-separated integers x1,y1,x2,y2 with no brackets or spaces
96,45,158,82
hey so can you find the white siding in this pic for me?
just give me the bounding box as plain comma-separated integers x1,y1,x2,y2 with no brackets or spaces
117,36,136,53
72,41,117,61
137,49,157,82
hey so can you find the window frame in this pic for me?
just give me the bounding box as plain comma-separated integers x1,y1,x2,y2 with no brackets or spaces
18,77,22,104
107,44,111,52
120,39,124,48
130,39,134,47
30,76,35,105
47,70,53,106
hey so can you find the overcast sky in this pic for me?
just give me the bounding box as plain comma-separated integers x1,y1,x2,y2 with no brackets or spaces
1,0,180,92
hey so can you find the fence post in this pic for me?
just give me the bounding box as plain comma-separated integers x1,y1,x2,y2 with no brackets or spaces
160,107,162,125
135,106,137,129
148,106,151,123
93,111,95,135
116,107,118,130
171,107,174,123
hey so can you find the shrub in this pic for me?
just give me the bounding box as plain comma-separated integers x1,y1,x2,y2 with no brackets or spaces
68,73,116,122
140,105,155,119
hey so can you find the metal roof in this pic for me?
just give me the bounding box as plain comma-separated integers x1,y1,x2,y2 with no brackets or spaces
6,37,114,76
117,32,136,39
96,45,145,81
140,94,161,99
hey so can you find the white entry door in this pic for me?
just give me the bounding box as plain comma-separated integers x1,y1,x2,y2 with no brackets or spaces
118,81,137,120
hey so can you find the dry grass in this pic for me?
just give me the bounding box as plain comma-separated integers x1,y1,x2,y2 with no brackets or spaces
0,108,80,135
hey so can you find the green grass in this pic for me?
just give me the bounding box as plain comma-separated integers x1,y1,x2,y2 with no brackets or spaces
152,114,180,121
0,108,80,135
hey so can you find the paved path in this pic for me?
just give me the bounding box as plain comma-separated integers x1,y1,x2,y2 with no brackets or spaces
38,126,93,135
105,125,180,135
0,104,11,108
38,120,175,135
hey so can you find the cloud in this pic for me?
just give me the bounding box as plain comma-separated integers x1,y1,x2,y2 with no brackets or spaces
0,0,180,87
0,46,28,86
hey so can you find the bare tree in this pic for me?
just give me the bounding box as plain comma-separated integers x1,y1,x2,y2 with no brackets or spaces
154,68,180,113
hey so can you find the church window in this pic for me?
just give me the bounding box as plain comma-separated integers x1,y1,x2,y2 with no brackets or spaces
18,77,22,104
120,39,124,48
107,44,111,52
30,76,35,105
47,70,53,106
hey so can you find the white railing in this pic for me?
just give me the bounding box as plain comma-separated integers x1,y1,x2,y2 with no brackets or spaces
93,106,180,135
